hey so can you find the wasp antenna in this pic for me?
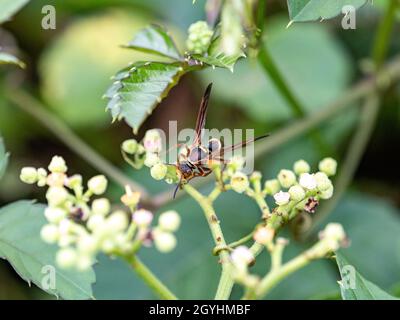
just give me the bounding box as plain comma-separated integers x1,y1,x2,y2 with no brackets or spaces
173,183,180,199
205,82,213,96
254,133,270,142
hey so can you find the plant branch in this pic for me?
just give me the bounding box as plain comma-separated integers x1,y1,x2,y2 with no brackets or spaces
124,255,178,300
7,90,151,202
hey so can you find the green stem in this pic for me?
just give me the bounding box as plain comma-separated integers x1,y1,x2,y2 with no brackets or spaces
7,90,150,202
124,255,178,300
372,0,399,68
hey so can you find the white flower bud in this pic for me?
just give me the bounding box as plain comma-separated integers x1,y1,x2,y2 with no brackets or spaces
158,210,181,232
48,156,67,173
132,209,153,227
249,171,262,183
264,179,280,195
77,235,98,254
314,172,332,191
88,175,108,195
299,173,317,190
293,159,310,175
144,152,160,167
87,214,105,231
253,227,274,245
101,239,116,253
44,207,67,224
318,157,337,176
106,211,128,232
320,223,346,251
37,168,48,187
76,255,93,271
66,174,82,189
274,191,290,206
231,246,254,271
230,172,249,193
46,186,69,206
20,167,38,184
46,172,67,187
143,129,162,153
320,184,334,200
277,169,296,188
227,155,245,173
40,224,59,243
288,185,306,202
121,139,138,154
91,198,110,215
56,248,77,268
153,229,177,253
150,163,168,180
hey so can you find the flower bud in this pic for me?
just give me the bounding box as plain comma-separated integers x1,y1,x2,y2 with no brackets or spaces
37,168,48,187
253,227,274,245
143,129,162,153
318,157,337,176
230,246,254,271
56,248,77,268
20,167,38,184
101,239,116,254
186,21,213,54
288,185,306,202
48,156,67,173
277,169,296,188
150,163,168,180
158,210,181,232
299,173,317,190
153,229,177,253
264,179,280,195
273,191,290,206
91,198,110,216
132,209,153,227
319,223,346,251
46,172,66,187
44,207,67,224
88,175,108,195
87,214,105,232
107,211,128,232
40,224,59,243
66,174,82,189
77,235,98,254
249,171,262,183
144,152,160,167
227,156,245,173
76,255,93,271
319,184,334,200
230,172,249,193
121,139,138,154
293,159,310,175
46,187,69,206
314,172,332,191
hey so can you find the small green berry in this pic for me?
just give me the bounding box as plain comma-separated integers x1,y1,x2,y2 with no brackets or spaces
264,179,280,195
293,159,310,175
319,157,337,176
288,185,306,202
277,169,296,188
186,20,213,54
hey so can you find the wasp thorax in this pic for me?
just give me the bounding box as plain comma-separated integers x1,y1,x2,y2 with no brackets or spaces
188,146,209,163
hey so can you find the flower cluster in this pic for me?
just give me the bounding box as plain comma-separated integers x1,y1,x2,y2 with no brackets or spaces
121,130,179,184
186,20,214,54
20,156,181,271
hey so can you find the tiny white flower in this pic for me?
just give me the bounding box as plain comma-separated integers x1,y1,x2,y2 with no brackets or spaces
158,210,181,232
231,246,254,270
253,227,274,245
274,191,290,206
46,186,69,206
299,173,317,190
48,156,67,173
20,167,38,184
143,129,162,153
88,175,108,195
277,169,296,188
132,209,153,227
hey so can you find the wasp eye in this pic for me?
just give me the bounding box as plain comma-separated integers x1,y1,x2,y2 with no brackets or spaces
208,138,222,154
189,146,208,162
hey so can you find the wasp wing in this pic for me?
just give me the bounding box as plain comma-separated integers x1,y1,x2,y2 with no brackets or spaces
193,83,213,146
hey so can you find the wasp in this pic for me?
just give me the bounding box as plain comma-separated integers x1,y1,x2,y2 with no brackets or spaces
172,83,268,197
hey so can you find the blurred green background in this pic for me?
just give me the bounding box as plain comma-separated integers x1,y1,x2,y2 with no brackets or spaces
0,0,399,299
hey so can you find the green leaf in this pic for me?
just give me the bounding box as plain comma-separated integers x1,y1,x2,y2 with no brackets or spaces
124,24,182,60
191,52,245,72
0,0,29,24
287,0,368,23
105,61,186,133
336,252,398,300
0,136,8,180
0,52,25,68
0,201,95,299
